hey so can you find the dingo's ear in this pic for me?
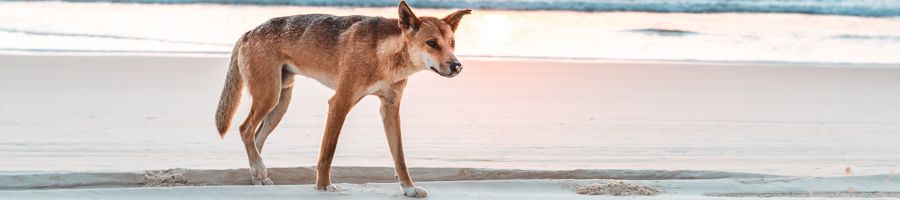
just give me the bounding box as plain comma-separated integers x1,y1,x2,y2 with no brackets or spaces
398,1,421,33
443,9,472,32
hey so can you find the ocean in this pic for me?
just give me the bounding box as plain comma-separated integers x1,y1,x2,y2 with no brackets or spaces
56,0,900,17
0,0,899,64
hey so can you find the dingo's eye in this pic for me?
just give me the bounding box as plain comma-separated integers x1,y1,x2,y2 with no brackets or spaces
426,39,439,49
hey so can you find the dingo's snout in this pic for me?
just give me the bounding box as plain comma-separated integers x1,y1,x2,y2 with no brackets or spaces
433,60,462,78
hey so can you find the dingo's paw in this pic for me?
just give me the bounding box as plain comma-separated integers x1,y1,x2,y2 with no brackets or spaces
317,184,342,192
251,177,274,185
402,186,428,198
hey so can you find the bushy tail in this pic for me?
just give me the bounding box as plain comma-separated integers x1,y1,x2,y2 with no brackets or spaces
215,45,243,138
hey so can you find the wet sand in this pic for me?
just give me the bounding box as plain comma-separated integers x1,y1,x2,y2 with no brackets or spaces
1,54,899,176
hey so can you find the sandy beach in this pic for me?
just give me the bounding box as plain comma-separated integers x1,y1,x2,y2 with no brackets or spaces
1,53,899,198
1,0,898,198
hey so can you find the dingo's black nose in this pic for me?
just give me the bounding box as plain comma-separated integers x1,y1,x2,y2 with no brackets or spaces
449,62,462,73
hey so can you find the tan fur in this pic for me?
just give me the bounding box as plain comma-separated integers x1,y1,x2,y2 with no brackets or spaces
213,1,470,197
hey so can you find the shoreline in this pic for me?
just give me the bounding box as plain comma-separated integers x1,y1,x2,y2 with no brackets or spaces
3,52,900,69
3,1,899,64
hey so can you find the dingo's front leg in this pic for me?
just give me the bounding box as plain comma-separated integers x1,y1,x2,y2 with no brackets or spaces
377,80,427,198
315,86,362,191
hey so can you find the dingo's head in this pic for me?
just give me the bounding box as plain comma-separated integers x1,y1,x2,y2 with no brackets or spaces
398,1,471,78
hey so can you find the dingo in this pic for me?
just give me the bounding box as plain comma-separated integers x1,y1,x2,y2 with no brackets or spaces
214,1,470,197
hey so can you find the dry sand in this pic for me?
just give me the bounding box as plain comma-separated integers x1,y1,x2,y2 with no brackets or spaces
574,180,661,196
0,167,773,190
0,169,897,199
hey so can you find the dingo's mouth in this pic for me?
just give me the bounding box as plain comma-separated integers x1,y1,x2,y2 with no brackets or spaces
430,67,452,78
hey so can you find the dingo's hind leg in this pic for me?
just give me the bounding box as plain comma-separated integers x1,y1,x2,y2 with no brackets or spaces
255,71,295,152
238,57,282,185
